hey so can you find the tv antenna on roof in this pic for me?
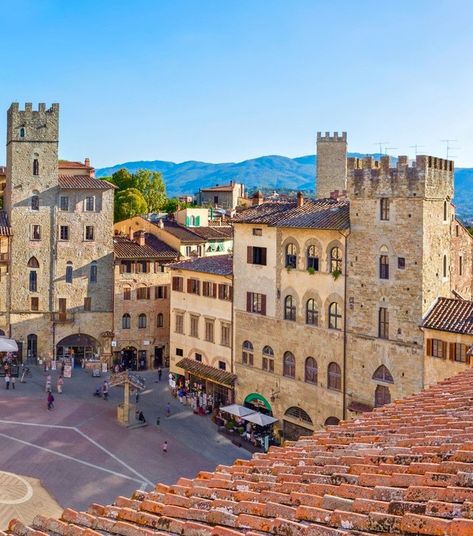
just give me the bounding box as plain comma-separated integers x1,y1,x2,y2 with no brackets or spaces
409,144,425,156
374,141,389,155
384,146,398,155
440,139,458,160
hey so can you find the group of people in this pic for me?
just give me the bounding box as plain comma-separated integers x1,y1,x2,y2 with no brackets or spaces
4,373,16,389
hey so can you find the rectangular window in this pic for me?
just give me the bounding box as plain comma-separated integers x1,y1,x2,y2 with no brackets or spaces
205,319,214,342
176,348,183,357
429,338,446,359
379,255,389,280
453,343,467,363
31,225,41,240
123,287,131,300
29,271,37,292
85,196,95,211
31,297,39,311
172,276,184,292
398,257,406,269
202,281,217,298
218,283,232,301
380,198,390,221
59,225,69,241
190,315,199,338
221,323,231,347
155,285,167,299
60,196,69,211
195,353,202,362
121,260,132,273
136,261,148,273
175,314,184,334
185,246,192,256
218,361,226,371
137,287,150,299
187,278,200,295
252,228,263,236
84,297,91,311
246,292,266,315
378,307,389,339
247,246,267,265
459,256,463,277
85,226,94,241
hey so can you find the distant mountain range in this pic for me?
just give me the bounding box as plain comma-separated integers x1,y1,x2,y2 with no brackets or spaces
96,154,473,224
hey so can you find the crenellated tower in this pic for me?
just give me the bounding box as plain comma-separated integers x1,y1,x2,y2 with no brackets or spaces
316,131,347,199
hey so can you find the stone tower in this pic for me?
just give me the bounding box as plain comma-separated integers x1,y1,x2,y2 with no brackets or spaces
316,131,347,199
346,154,454,407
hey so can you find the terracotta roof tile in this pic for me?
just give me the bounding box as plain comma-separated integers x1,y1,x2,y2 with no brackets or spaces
171,254,233,276
175,358,236,387
422,297,473,335
58,175,117,190
154,221,206,243
113,235,178,260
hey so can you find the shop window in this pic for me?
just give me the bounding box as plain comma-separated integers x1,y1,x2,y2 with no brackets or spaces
327,362,341,391
242,340,254,366
304,357,317,384
284,295,296,321
122,313,131,329
262,345,274,373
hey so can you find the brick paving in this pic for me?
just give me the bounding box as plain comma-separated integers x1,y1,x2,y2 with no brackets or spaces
0,365,250,529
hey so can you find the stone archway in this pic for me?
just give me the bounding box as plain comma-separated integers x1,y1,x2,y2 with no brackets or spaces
56,333,99,367
283,406,314,440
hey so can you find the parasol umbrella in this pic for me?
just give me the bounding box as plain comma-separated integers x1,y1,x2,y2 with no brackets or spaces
220,404,255,418
0,337,19,352
243,412,278,426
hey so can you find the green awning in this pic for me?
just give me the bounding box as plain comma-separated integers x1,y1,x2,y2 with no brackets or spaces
244,393,272,412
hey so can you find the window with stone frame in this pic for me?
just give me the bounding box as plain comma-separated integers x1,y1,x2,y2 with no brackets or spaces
380,198,390,220
65,262,73,284
157,313,164,328
328,302,341,330
175,313,184,334
330,247,342,273
138,313,147,329
190,315,199,338
31,225,41,240
172,276,184,292
137,286,150,300
378,307,389,339
85,226,95,241
242,340,254,366
204,319,214,342
327,362,342,391
85,196,95,212
90,261,97,283
60,196,69,211
187,278,200,295
283,351,296,378
59,225,69,241
123,287,131,300
307,245,319,271
379,255,389,279
306,298,318,326
285,243,297,269
31,195,39,211
221,323,231,347
304,357,318,384
122,313,131,329
31,297,39,311
427,338,447,359
284,295,296,321
262,345,274,373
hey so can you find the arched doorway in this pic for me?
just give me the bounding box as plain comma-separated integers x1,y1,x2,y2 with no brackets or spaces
56,333,98,367
283,406,314,440
375,385,391,407
27,334,38,361
325,416,340,426
0,329,5,336
121,346,137,370
244,393,272,415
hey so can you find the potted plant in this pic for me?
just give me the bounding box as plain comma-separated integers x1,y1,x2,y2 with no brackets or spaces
331,269,342,281
307,266,316,275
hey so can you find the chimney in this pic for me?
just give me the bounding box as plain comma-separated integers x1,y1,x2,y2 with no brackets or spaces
128,226,133,240
137,230,146,246
252,191,264,206
297,191,304,207
84,158,90,167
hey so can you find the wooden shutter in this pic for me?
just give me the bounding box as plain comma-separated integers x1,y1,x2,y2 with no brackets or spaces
261,248,267,266
218,284,223,300
246,292,252,312
187,279,192,293
229,285,233,301
172,277,178,291
426,338,432,356
261,294,267,315
212,283,217,298
466,347,471,366
449,343,455,361
247,246,253,264
442,341,448,360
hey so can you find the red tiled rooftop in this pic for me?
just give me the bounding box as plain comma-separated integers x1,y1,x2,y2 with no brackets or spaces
58,175,116,190
423,297,473,335
10,369,473,535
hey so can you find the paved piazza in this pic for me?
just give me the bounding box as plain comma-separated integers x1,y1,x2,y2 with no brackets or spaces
0,366,251,529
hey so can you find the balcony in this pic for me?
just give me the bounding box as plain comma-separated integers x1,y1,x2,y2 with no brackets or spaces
51,312,75,323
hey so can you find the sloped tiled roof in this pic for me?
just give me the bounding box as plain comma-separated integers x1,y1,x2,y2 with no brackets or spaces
58,160,92,170
423,297,473,335
171,254,233,276
201,183,238,192
191,226,233,240
175,358,236,387
12,369,473,535
156,221,206,243
0,210,11,236
234,198,349,230
114,235,178,260
58,175,117,190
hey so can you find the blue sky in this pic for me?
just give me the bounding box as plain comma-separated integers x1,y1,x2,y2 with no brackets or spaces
1,0,472,167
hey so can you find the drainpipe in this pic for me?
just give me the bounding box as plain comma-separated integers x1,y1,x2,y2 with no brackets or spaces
341,228,351,421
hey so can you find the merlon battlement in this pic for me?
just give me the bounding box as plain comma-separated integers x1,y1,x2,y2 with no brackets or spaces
8,102,59,114
347,154,454,173
317,131,347,142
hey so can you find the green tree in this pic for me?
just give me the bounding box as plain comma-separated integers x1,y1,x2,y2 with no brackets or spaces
109,168,134,191
134,169,166,213
114,188,147,222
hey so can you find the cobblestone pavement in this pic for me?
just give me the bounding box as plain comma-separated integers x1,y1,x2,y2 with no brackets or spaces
0,366,251,528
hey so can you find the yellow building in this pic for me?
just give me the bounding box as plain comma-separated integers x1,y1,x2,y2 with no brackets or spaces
169,254,234,406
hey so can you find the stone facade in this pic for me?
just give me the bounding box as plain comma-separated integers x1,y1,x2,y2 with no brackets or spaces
315,131,347,199
2,103,115,362
451,218,473,299
198,182,244,210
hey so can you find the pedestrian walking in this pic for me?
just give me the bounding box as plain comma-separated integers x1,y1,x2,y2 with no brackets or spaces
57,375,63,394
158,367,162,381
47,390,55,410
102,380,109,400
166,402,171,417
161,441,168,454
11,375,15,390
5,373,10,390
45,374,51,392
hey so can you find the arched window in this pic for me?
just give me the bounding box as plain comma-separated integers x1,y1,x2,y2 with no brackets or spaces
31,194,39,211
379,255,389,279
19,127,25,138
304,357,317,384
242,340,253,366
306,298,318,326
443,255,447,278
90,261,97,283
327,362,341,391
262,345,274,372
33,158,39,176
283,351,295,378
157,313,164,327
138,313,147,329
375,385,391,407
27,257,39,268
285,243,297,269
29,270,37,292
328,302,341,330
330,247,342,273
284,295,296,321
122,313,131,329
372,365,394,383
284,406,313,425
65,262,73,284
307,245,319,271
325,416,340,426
